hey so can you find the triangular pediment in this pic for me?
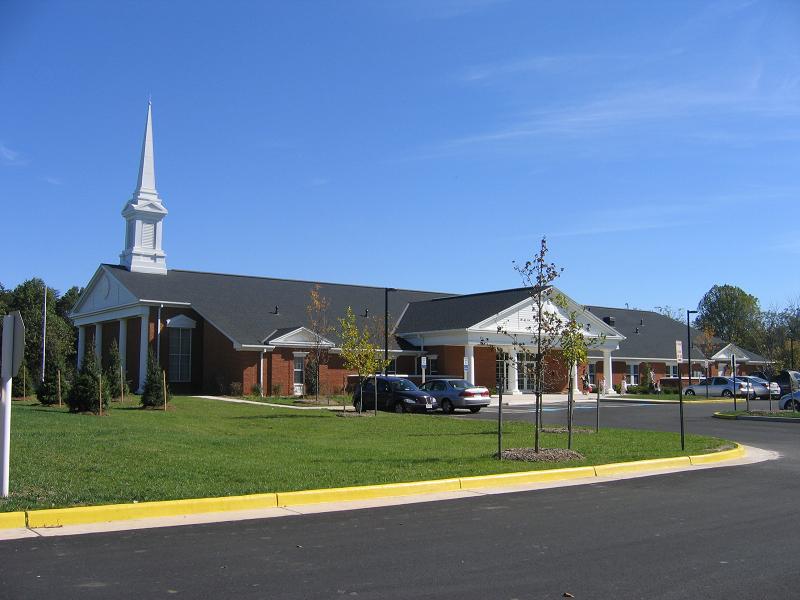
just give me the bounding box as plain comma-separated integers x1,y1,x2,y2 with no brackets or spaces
266,326,335,348
71,266,138,317
470,289,624,341
711,343,752,362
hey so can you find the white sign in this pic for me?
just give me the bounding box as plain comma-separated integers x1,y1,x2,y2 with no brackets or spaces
421,356,427,369
463,357,469,371
675,340,683,363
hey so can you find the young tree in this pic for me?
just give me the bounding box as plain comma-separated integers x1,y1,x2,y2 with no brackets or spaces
105,338,129,401
559,306,588,450
503,237,565,452
306,285,334,403
141,350,169,408
66,342,110,414
338,307,388,414
37,342,69,406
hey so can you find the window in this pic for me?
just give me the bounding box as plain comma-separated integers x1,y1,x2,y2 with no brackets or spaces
588,363,596,384
666,364,679,378
495,352,509,386
293,356,304,385
627,364,639,385
387,359,397,374
431,381,446,391
168,328,191,383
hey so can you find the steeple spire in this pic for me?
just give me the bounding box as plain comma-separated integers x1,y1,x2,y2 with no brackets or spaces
120,100,168,275
134,99,157,198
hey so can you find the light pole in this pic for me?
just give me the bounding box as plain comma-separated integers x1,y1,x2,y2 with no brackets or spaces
383,288,396,375
683,310,697,451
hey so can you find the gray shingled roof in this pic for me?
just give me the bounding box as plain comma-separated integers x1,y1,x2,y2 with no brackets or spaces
105,265,451,348
585,306,768,362
396,287,539,333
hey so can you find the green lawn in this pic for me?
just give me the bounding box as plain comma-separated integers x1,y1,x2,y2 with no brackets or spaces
1,396,731,512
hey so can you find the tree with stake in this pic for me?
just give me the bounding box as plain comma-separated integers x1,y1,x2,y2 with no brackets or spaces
502,237,564,453
339,307,388,414
66,342,110,414
37,342,69,406
306,285,334,403
105,338,129,402
559,305,589,450
141,350,169,408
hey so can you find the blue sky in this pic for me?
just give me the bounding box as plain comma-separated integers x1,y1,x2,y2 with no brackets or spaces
1,0,799,314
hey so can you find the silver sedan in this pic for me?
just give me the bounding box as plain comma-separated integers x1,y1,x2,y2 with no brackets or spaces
779,391,800,411
683,376,753,398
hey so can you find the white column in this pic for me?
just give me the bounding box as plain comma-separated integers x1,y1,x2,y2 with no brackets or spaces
464,344,475,385
259,351,265,397
508,350,520,395
602,349,617,395
138,312,149,393
118,319,127,373
94,323,103,363
571,362,579,395
77,326,86,370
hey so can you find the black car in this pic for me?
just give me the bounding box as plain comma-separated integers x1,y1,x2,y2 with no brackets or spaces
352,376,438,413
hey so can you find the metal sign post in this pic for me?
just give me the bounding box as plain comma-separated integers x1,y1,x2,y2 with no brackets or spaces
1,311,26,497
731,355,737,411
676,340,685,450
463,357,469,381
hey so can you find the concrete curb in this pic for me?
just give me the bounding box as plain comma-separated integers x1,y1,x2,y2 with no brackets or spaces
713,412,800,424
2,445,745,531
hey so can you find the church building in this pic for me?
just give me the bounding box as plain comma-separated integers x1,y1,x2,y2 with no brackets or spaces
69,104,769,397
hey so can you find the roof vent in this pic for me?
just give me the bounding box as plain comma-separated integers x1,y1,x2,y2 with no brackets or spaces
640,318,644,326
635,327,640,334
603,316,616,326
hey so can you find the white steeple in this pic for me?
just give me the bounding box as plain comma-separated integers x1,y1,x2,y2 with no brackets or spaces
120,100,168,275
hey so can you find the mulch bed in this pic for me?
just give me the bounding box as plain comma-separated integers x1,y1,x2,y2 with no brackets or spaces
541,427,595,434
499,447,585,462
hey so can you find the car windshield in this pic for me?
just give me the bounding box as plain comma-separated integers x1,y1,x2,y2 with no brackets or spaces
449,380,473,389
391,380,418,391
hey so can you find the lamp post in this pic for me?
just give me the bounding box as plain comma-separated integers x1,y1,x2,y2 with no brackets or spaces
383,288,396,375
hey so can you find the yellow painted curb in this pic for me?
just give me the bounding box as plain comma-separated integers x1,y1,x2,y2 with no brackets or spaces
1,444,749,531
0,511,26,529
689,444,745,465
594,456,692,476
26,493,278,528
277,479,462,507
459,466,596,489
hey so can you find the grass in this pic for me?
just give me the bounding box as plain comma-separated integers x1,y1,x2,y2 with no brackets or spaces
718,409,800,419
1,396,731,512
245,395,350,407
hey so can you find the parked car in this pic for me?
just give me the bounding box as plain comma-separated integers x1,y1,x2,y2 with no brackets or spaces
419,378,491,414
779,391,800,411
736,376,781,400
770,370,800,396
683,377,753,398
352,376,438,413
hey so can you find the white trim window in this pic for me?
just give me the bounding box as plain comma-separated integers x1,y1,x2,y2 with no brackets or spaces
666,364,679,378
293,356,305,386
587,363,596,385
168,328,191,383
627,363,640,385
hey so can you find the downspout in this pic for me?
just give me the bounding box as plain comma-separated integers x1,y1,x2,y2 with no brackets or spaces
156,304,163,364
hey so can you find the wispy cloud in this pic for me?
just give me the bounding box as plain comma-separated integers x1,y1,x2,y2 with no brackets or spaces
459,55,580,82
439,75,800,152
43,176,63,186
0,142,28,166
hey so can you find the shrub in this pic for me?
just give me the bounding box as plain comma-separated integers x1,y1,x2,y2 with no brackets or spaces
105,339,130,400
271,383,283,396
66,346,110,413
12,364,35,398
250,383,263,397
141,351,170,408
229,381,243,397
37,352,69,406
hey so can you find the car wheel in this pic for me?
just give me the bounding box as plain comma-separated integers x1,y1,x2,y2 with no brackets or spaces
469,407,481,414
441,399,454,414
685,389,695,396
722,390,733,398
393,402,405,414
792,399,800,412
